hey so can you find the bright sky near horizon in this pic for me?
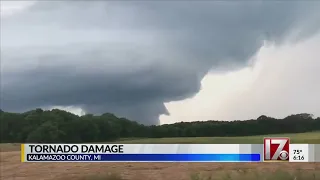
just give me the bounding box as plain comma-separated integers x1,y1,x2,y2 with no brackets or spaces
1,1,320,125
160,35,320,124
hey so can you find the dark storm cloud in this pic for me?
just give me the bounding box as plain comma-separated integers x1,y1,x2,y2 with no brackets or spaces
1,1,320,124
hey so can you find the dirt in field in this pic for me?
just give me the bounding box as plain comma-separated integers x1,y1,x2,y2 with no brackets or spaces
1,151,320,180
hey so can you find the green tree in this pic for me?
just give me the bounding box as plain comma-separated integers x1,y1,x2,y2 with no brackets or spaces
26,121,65,143
1,108,319,143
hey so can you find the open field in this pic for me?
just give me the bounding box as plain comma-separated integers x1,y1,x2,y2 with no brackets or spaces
1,131,320,152
1,151,320,180
116,131,320,144
1,132,320,180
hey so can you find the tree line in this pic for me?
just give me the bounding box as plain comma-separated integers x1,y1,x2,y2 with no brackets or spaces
0,108,319,143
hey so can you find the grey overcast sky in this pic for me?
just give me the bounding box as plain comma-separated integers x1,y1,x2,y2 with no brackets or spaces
1,1,320,125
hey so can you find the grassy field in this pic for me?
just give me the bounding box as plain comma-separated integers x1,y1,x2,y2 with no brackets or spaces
116,131,320,144
1,131,319,152
58,170,320,180
1,132,319,180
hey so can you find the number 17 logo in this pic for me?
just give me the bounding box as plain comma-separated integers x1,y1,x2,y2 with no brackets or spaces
263,138,290,161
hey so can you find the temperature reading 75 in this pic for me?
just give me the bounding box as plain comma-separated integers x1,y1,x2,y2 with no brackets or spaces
294,150,302,154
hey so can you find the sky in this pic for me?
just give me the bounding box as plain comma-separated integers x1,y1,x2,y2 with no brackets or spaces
1,1,320,125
